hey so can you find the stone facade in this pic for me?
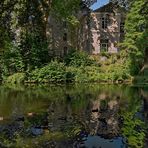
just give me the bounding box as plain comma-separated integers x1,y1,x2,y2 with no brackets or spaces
89,2,126,54
47,5,90,57
48,2,126,56
47,16,70,57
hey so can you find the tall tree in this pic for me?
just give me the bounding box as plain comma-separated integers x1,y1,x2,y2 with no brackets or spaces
121,0,146,74
0,0,96,71
110,0,134,8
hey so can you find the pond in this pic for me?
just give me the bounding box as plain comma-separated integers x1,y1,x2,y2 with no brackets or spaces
0,84,147,148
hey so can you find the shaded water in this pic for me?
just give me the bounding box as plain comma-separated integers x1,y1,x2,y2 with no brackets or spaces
0,84,147,148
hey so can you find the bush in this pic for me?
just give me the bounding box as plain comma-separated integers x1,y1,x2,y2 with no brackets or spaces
28,60,67,83
100,63,131,81
64,50,95,67
66,66,89,82
27,59,131,83
66,66,101,82
1,43,24,76
5,73,26,84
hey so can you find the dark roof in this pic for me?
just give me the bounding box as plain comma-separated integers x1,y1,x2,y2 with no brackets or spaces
93,2,125,13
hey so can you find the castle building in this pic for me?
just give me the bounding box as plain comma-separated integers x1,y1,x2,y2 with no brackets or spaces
88,2,126,54
48,2,126,57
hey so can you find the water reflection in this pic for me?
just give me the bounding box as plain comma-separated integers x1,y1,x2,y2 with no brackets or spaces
0,84,147,148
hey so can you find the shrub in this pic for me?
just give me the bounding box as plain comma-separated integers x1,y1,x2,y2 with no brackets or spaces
5,73,26,84
28,60,67,83
100,63,131,81
22,33,49,69
66,66,101,82
64,50,95,67
66,66,89,82
27,61,131,83
1,43,24,76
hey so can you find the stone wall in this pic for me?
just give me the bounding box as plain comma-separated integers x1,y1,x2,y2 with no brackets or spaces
47,2,126,56
89,11,125,54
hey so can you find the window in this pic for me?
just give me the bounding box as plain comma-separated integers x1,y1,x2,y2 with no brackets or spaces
63,33,67,41
120,22,125,33
63,47,68,55
100,39,109,52
63,21,67,28
101,17,108,29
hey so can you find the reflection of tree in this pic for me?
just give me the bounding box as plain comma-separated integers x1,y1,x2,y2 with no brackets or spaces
140,88,148,147
140,88,148,119
0,84,147,147
120,88,147,148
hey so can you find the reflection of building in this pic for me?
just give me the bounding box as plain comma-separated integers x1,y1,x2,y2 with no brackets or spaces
48,2,126,57
89,94,120,137
140,89,148,119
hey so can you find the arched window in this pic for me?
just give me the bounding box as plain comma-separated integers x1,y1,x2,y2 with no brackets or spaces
63,47,68,55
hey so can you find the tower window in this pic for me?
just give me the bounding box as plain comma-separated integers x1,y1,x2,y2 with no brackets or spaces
63,33,67,41
63,21,67,28
120,22,125,33
101,17,108,29
63,47,68,55
100,39,109,52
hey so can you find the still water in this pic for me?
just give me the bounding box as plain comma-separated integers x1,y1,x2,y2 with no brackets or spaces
0,84,147,148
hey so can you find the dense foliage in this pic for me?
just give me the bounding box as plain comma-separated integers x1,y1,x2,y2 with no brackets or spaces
0,0,96,79
120,0,147,75
3,51,130,84
110,0,134,8
0,0,147,84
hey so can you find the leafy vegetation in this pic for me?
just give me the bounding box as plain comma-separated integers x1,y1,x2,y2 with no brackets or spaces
0,0,147,84
2,50,132,84
28,60,67,83
120,96,147,148
120,0,147,75
5,73,25,84
0,1,147,147
16,50,130,83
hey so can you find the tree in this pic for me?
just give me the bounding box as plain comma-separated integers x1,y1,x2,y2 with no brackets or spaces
110,0,134,8
0,0,96,74
120,0,146,75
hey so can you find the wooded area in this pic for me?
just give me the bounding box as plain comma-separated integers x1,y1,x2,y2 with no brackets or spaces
0,0,147,83
0,1,148,148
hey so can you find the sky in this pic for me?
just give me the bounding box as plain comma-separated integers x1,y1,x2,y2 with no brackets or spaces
91,0,109,10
